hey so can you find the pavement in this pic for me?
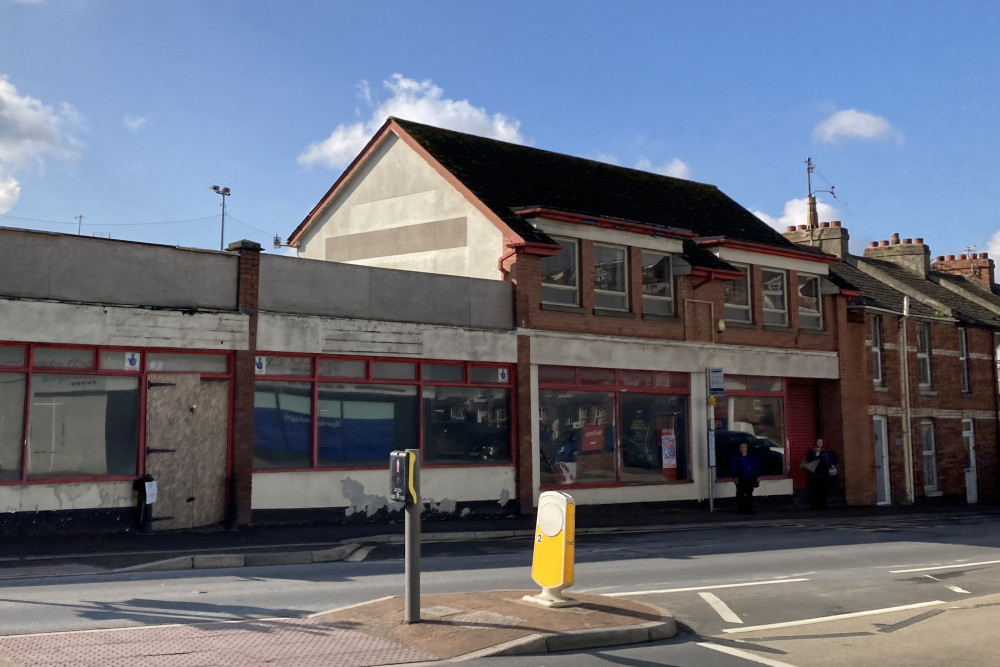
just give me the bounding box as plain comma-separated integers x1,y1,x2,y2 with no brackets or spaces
0,500,996,666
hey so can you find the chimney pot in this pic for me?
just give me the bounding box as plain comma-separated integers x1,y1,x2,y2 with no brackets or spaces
946,255,956,261
786,226,796,232
980,252,990,260
891,233,901,244
914,238,924,245
832,220,842,227
880,240,890,247
935,256,945,262
959,254,968,260
903,238,912,244
798,224,807,230
820,221,830,228
868,241,878,248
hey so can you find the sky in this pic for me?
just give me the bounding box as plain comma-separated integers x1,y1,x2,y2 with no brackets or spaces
2,1,1000,270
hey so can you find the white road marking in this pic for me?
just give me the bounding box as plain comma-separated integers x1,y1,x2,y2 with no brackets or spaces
723,600,945,634
345,545,377,562
606,578,808,597
923,574,970,594
699,591,743,623
697,642,800,666
890,559,1000,574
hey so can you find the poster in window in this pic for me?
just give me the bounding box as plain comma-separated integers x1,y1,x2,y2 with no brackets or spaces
661,429,677,469
582,424,604,452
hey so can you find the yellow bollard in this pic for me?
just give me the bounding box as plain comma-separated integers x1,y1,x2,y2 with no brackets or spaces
523,491,579,608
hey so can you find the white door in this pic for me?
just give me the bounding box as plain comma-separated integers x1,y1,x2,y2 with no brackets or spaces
873,416,890,505
963,419,978,505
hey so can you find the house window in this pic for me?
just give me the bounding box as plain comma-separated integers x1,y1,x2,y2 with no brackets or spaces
917,322,932,386
593,243,628,311
641,250,674,316
724,264,752,322
959,328,970,392
541,237,579,306
797,274,823,329
920,420,937,491
761,269,788,327
871,316,884,385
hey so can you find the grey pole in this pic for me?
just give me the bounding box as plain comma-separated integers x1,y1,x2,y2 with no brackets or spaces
404,448,421,624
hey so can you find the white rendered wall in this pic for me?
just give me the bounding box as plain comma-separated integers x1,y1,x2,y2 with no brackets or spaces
258,312,517,362
0,482,135,513
297,134,506,280
0,298,249,350
252,466,516,516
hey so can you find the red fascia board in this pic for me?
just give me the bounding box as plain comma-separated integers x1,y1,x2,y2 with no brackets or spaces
697,238,841,264
510,241,560,256
515,208,696,239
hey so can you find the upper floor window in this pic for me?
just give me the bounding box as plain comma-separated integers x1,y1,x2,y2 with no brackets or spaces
921,420,938,491
871,315,884,384
761,269,788,327
541,237,579,306
641,250,674,316
916,322,932,386
593,243,628,311
797,274,823,329
724,264,752,323
959,327,970,392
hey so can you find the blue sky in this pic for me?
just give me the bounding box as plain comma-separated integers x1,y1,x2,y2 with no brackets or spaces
2,0,999,267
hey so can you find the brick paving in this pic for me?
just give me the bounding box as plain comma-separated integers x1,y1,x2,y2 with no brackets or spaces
0,617,434,667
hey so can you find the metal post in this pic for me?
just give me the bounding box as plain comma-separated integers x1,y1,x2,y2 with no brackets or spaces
404,448,421,624
708,398,716,513
220,193,226,251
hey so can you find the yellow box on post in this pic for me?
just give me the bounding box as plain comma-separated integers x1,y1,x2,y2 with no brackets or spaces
524,491,578,608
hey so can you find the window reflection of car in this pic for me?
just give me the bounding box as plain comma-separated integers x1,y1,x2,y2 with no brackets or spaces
428,421,506,462
715,430,784,476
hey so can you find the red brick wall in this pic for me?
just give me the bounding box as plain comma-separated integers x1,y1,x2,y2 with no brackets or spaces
228,241,261,526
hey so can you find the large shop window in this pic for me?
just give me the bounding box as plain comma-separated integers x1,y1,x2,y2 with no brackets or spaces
0,344,227,483
714,375,786,478
541,237,579,306
538,366,690,487
252,357,513,470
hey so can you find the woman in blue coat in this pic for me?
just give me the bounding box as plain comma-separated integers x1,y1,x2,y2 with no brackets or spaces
731,442,762,515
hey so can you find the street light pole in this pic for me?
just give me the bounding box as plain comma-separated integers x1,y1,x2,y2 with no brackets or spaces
210,185,231,250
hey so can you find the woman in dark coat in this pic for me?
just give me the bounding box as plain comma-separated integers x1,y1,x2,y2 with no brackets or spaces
730,442,762,515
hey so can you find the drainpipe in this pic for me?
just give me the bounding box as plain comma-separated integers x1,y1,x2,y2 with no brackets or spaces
899,297,915,504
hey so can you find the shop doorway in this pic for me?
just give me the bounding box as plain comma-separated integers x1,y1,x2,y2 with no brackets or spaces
145,374,229,530
873,416,890,505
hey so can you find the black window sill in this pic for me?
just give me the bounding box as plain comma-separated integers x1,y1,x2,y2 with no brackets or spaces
593,308,636,319
541,303,586,314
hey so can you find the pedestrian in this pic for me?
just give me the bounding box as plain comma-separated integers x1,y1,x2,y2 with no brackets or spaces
730,442,761,515
802,438,838,509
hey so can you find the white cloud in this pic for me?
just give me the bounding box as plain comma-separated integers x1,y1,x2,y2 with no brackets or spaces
986,230,1000,275
298,74,525,169
813,108,903,145
635,157,690,179
0,75,81,212
752,197,841,233
0,167,20,213
123,113,148,131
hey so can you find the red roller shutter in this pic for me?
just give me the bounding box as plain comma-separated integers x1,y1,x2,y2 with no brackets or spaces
786,381,818,489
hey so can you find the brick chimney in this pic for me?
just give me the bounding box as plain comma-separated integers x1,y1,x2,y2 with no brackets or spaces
932,252,995,291
783,220,850,258
863,234,930,277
